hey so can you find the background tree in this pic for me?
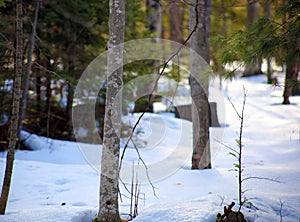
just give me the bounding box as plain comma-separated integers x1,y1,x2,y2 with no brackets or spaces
218,0,299,104
146,0,162,37
19,0,40,134
282,0,300,103
96,0,125,220
189,0,211,169
263,0,273,83
169,0,185,44
243,0,262,76
0,0,23,214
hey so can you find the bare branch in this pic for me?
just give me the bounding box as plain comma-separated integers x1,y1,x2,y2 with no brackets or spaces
215,139,239,156
241,176,281,183
119,0,201,196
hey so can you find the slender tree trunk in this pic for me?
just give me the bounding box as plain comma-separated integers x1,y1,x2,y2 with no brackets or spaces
0,0,23,214
243,0,262,76
44,59,52,137
36,73,41,133
65,20,76,139
97,0,125,221
169,0,184,44
221,0,226,36
263,1,273,83
140,0,162,112
19,0,40,132
189,0,211,169
66,50,75,138
146,0,162,37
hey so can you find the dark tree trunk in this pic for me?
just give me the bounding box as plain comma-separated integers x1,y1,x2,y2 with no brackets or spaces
189,0,211,169
66,52,75,138
243,0,262,76
146,0,161,37
65,19,76,139
283,61,300,104
263,1,273,83
282,2,300,103
19,0,40,132
45,60,52,137
36,74,41,114
0,0,23,214
169,0,184,44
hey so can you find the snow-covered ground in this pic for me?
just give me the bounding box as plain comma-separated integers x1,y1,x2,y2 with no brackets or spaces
0,74,299,222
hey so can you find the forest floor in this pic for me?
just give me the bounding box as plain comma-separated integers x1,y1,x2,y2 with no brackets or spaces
0,74,299,222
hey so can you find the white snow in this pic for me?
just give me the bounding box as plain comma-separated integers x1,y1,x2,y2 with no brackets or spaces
1,74,300,222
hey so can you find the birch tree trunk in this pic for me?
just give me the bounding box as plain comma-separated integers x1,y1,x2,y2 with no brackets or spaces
189,0,211,169
0,0,23,214
97,0,125,221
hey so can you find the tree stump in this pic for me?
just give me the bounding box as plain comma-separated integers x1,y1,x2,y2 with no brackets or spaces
216,202,247,222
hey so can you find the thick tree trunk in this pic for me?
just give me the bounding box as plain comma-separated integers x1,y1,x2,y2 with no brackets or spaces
189,0,211,169
0,0,23,214
97,0,125,221
243,0,261,76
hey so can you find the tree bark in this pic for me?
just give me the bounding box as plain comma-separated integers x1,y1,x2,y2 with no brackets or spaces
189,0,211,169
282,1,300,104
243,0,262,76
283,60,300,104
0,0,23,214
169,0,184,44
97,0,125,221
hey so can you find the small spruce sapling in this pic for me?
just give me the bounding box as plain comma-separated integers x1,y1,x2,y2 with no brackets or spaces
216,87,248,222
228,88,247,210
217,87,280,222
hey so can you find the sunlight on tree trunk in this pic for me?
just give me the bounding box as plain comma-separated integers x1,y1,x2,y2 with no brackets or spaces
189,0,211,169
0,0,23,214
97,0,125,221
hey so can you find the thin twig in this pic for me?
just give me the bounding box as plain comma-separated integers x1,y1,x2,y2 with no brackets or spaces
241,176,281,183
215,139,239,155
